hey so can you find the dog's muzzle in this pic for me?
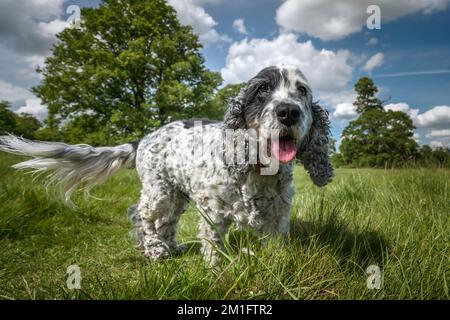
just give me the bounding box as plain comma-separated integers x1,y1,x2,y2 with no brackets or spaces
275,103,301,126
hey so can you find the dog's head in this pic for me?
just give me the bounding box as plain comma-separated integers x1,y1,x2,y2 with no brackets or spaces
224,64,333,186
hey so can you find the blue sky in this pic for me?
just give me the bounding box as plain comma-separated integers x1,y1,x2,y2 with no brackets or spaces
1,0,449,148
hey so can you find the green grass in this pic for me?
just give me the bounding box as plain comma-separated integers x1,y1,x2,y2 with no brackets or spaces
0,152,449,300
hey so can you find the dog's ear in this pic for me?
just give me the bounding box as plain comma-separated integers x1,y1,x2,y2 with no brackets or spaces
223,88,246,130
298,103,334,187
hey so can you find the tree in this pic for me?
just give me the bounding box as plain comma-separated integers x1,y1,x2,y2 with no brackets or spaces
33,0,222,145
418,145,433,165
353,77,383,113
0,101,42,139
416,145,450,168
340,109,418,167
430,147,450,167
201,83,245,120
327,137,337,155
14,113,42,139
0,101,16,135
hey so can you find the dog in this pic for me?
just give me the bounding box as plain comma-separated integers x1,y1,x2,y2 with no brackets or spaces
0,65,333,264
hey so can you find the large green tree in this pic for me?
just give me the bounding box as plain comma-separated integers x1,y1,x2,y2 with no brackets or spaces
33,0,222,145
340,109,418,167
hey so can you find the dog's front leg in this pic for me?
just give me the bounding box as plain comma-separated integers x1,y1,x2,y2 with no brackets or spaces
198,210,231,267
254,198,292,245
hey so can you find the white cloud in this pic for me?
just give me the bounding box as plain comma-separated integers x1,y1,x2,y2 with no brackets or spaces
385,103,450,129
0,80,34,102
426,129,450,138
363,52,384,72
193,0,222,4
385,102,419,119
0,0,66,55
221,33,353,93
413,132,421,143
276,0,450,41
332,102,357,120
233,18,248,35
417,106,450,129
15,98,47,121
37,19,67,39
24,55,48,70
367,37,378,46
0,0,68,103
168,0,231,46
429,140,448,149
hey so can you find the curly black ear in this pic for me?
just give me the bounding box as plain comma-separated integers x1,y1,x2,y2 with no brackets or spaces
298,103,334,187
223,88,246,129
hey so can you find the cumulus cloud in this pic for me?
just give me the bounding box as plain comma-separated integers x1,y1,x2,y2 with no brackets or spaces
0,0,66,56
417,106,450,129
276,0,450,41
426,129,450,138
332,103,358,120
233,18,248,35
385,103,450,129
0,79,34,102
15,98,48,121
168,0,231,46
221,33,353,93
429,140,448,149
0,0,68,106
363,52,384,72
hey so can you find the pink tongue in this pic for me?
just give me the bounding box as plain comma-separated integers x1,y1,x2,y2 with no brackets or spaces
271,138,297,163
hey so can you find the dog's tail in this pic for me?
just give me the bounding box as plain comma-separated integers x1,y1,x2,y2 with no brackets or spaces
0,134,138,202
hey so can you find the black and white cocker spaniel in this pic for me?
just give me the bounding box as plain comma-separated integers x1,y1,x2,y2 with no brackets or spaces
0,65,333,264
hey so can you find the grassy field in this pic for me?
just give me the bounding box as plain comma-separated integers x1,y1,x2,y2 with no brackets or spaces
0,152,448,300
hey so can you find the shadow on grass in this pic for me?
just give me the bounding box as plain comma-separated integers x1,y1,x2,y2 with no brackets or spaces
290,214,389,268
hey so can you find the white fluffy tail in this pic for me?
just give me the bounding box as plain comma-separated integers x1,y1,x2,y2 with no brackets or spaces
0,135,138,202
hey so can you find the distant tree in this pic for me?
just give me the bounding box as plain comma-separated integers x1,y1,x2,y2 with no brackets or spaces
0,101,16,135
430,147,450,167
331,152,345,168
327,137,337,155
418,145,433,165
340,109,418,167
14,113,42,139
201,83,245,120
0,101,42,139
33,0,222,145
353,77,383,113
33,127,61,142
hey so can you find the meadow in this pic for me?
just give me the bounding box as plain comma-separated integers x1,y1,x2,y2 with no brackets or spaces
0,152,448,300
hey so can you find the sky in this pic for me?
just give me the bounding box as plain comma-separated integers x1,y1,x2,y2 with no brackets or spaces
1,0,450,149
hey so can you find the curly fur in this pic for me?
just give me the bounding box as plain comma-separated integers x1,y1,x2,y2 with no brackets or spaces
298,103,334,187
0,65,333,264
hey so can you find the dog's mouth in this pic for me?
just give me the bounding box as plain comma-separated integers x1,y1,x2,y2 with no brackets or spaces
268,134,297,164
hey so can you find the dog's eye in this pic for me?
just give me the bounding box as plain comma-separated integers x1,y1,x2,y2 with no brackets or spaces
259,83,270,94
297,84,307,97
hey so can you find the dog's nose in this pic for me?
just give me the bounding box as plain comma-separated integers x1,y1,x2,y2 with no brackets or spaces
276,103,301,126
